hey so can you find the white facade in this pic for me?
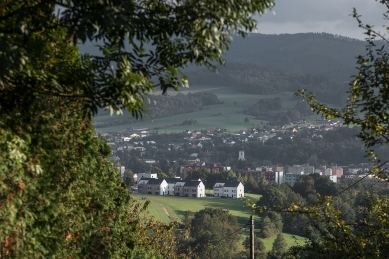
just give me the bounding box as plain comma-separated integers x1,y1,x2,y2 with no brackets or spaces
223,183,244,198
213,181,244,198
213,182,225,197
325,168,332,176
275,171,284,184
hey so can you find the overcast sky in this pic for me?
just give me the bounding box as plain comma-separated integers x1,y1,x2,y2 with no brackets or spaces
255,0,387,39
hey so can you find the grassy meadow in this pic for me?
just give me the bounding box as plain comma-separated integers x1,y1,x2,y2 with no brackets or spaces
131,192,305,251
94,84,321,133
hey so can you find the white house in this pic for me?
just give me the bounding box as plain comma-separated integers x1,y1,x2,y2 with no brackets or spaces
213,181,244,198
165,178,181,195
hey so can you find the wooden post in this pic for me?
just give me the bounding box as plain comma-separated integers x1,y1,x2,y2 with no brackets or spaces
250,215,254,259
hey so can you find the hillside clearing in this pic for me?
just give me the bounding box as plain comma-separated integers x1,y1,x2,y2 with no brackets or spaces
132,192,305,250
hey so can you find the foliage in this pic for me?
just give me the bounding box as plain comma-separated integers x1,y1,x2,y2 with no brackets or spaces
0,0,275,257
267,233,287,259
239,236,267,259
288,2,389,258
180,207,242,259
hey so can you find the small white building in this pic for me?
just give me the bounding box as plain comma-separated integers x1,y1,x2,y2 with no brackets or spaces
213,181,244,198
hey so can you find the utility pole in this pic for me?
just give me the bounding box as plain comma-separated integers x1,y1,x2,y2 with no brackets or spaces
250,215,254,259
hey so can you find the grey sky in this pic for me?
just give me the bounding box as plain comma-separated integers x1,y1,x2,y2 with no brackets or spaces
255,0,387,39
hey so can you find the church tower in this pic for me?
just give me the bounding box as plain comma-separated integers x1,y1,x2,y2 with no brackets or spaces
238,150,245,161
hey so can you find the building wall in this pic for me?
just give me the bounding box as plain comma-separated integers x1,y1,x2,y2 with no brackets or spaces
213,182,225,197
331,167,343,177
137,180,149,194
284,174,303,187
166,183,176,195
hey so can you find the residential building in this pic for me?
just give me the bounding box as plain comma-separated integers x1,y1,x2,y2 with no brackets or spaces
213,181,245,198
137,173,157,183
284,172,304,187
174,178,205,197
137,177,154,194
146,178,167,195
165,178,181,195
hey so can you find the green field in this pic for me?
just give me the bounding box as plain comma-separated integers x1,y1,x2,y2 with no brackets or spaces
94,84,322,133
131,192,305,251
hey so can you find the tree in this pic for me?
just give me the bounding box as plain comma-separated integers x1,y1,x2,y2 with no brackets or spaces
0,0,274,257
245,117,250,124
181,207,241,259
241,236,267,259
290,2,389,258
267,233,287,259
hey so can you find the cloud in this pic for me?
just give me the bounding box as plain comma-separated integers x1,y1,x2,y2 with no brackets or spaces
254,0,387,39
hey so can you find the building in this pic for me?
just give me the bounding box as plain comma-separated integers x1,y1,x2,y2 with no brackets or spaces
284,172,304,187
263,171,284,184
238,150,245,161
174,178,205,197
331,166,343,177
213,181,245,198
137,177,154,194
146,179,167,195
137,173,157,183
165,178,181,195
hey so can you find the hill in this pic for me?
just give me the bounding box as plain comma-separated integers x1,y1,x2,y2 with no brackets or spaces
186,62,349,105
90,32,371,132
223,32,367,80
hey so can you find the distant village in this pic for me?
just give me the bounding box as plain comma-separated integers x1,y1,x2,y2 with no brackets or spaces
106,117,382,198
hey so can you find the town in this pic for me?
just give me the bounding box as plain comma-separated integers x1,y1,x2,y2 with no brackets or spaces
105,119,382,198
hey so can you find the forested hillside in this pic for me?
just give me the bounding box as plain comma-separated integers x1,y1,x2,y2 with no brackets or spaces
187,62,349,105
224,32,367,80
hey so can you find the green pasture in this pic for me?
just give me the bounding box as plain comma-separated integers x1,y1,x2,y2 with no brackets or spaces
94,84,322,133
131,192,305,250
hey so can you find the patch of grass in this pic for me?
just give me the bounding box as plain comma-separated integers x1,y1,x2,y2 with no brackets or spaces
93,85,323,133
132,192,305,250
260,233,306,251
132,192,261,226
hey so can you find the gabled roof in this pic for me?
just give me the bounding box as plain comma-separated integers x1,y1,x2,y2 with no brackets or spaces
184,180,202,187
165,178,181,184
147,178,166,185
138,177,154,182
215,180,241,188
